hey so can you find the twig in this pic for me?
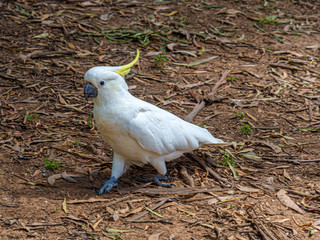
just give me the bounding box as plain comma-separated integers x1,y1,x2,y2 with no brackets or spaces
105,195,132,207
184,70,230,122
26,222,65,227
52,146,108,162
184,153,232,187
205,154,218,168
135,187,226,195
269,63,303,71
184,100,205,123
211,70,230,97
68,195,131,204
10,171,30,182
0,202,19,208
127,198,169,222
261,157,320,163
307,99,313,120
182,78,215,90
29,50,75,58
255,223,273,240
127,219,173,224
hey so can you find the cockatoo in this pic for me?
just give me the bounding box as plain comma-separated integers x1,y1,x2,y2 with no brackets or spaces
84,50,226,195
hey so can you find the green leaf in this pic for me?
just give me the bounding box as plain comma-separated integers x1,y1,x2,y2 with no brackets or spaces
178,208,197,217
253,23,265,32
238,34,245,40
34,33,49,38
102,232,123,239
107,235,123,240
145,206,164,218
274,35,284,43
274,132,294,139
19,7,33,18
297,127,320,132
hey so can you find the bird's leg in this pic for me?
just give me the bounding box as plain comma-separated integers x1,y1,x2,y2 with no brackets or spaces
137,159,175,187
98,152,129,195
136,174,175,187
98,176,118,195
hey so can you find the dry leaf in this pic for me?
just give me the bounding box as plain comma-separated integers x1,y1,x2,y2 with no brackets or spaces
65,215,86,222
112,213,119,221
163,9,180,16
283,169,291,181
228,162,239,180
276,189,304,214
217,196,234,202
312,219,320,226
245,112,257,122
149,232,162,240
58,93,67,105
61,172,77,183
100,13,113,21
273,218,290,223
68,198,111,204
239,151,262,161
237,185,261,193
118,206,130,214
62,197,68,213
167,43,177,51
180,166,194,187
207,198,219,205
67,42,76,50
306,45,319,51
32,169,41,177
123,206,144,217
47,173,62,185
91,217,104,230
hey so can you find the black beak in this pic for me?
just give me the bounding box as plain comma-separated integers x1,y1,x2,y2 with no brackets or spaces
84,82,98,101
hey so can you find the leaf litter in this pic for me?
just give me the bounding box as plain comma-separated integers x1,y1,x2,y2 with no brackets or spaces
1,0,320,239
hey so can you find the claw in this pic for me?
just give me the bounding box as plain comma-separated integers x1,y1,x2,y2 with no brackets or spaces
136,174,175,188
98,176,118,195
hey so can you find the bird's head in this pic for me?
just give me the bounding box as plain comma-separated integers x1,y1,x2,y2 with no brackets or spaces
84,50,139,100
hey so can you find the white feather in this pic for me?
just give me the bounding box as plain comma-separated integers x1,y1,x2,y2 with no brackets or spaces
84,67,225,180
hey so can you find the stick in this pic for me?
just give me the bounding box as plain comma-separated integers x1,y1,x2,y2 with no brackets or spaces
127,219,173,224
211,70,230,97
184,153,232,187
136,187,227,195
29,50,75,58
184,70,230,122
184,100,206,122
262,157,320,163
127,198,169,222
68,195,131,204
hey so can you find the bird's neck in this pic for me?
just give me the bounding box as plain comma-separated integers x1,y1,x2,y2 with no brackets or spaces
94,80,132,107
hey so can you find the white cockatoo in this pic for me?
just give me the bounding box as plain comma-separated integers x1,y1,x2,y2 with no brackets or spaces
84,50,226,195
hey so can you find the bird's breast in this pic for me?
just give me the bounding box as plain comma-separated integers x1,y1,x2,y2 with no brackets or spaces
93,105,156,165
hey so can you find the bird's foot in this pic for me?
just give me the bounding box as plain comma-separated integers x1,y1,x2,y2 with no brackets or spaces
136,174,175,188
98,176,118,195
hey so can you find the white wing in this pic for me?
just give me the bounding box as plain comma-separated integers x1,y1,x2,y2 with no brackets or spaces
126,102,223,155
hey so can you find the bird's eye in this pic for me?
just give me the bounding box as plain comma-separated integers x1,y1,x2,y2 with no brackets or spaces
100,81,105,86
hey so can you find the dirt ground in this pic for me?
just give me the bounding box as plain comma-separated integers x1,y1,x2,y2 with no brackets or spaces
1,0,320,239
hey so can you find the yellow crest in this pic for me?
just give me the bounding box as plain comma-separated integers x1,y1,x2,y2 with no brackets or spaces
114,49,140,76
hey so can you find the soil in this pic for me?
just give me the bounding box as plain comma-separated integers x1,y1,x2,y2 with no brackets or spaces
1,0,320,239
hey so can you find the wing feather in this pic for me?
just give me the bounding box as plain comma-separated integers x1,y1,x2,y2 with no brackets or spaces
126,103,223,155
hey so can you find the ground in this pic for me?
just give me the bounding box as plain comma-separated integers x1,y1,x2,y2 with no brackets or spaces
0,0,320,239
